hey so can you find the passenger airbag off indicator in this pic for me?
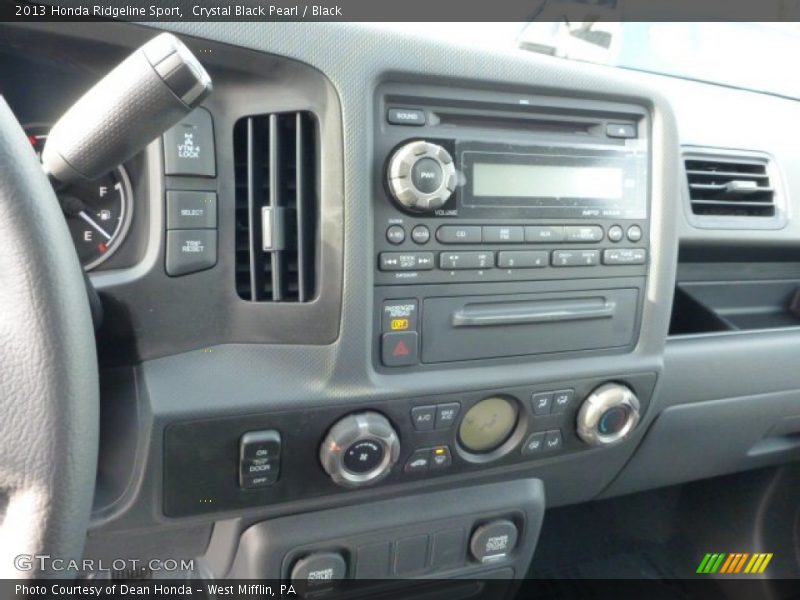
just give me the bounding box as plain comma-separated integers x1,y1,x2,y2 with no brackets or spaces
381,300,419,367
382,299,418,332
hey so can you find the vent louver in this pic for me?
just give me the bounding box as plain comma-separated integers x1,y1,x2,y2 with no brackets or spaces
685,156,775,218
234,112,318,302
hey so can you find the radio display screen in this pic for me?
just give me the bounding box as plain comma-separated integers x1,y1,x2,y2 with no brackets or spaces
472,164,624,201
459,145,647,219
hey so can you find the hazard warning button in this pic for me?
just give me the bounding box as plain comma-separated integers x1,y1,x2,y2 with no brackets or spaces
381,331,419,367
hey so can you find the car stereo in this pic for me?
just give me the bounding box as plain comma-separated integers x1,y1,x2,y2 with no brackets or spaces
373,84,651,369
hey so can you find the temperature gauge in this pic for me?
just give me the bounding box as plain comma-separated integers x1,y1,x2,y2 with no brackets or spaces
28,131,133,270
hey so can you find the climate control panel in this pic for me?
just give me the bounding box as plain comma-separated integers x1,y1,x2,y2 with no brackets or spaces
164,373,656,516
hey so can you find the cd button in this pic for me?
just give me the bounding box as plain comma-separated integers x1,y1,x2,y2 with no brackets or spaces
436,225,482,244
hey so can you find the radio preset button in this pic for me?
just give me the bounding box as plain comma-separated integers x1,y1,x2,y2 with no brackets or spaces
552,250,600,267
387,107,426,126
627,225,643,242
440,251,494,270
411,158,444,194
436,225,482,244
483,226,524,243
564,226,604,242
525,226,565,243
607,225,624,242
497,251,548,269
379,252,434,271
386,225,405,245
603,248,647,265
411,225,430,244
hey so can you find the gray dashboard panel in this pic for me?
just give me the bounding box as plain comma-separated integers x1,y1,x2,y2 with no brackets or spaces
39,19,681,532
35,20,800,570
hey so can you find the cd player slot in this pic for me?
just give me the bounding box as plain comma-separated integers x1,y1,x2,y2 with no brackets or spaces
422,289,638,363
451,297,616,328
433,111,597,136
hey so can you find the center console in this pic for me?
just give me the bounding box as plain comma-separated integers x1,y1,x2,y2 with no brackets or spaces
372,84,650,370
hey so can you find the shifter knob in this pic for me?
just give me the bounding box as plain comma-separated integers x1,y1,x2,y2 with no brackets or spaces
42,33,212,183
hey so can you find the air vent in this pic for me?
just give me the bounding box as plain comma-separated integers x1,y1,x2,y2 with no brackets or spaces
234,112,318,302
685,155,775,218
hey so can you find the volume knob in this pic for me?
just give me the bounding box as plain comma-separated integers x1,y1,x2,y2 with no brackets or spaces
387,141,456,212
319,412,400,488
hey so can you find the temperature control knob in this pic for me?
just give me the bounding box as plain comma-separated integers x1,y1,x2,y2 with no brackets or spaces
386,141,456,212
320,412,400,488
576,383,641,447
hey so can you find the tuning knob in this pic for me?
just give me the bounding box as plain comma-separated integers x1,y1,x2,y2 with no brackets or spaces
320,412,400,488
576,383,640,447
386,140,456,212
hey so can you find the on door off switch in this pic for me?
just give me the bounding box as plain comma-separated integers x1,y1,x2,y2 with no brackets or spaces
239,430,281,489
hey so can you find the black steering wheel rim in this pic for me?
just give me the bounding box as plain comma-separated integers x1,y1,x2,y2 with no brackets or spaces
0,97,98,578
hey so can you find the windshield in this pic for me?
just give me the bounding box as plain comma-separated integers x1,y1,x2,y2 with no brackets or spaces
380,22,800,100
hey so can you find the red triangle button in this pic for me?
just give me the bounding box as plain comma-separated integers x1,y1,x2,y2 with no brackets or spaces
392,340,410,357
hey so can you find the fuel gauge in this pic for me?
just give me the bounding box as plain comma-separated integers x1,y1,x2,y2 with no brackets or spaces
28,132,133,270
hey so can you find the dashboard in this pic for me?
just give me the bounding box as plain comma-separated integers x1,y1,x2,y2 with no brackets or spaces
3,20,800,583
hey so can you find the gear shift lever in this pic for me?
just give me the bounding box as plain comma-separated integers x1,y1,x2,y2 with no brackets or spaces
42,32,212,183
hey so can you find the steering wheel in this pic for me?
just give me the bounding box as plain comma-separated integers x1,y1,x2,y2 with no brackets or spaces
0,98,98,578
